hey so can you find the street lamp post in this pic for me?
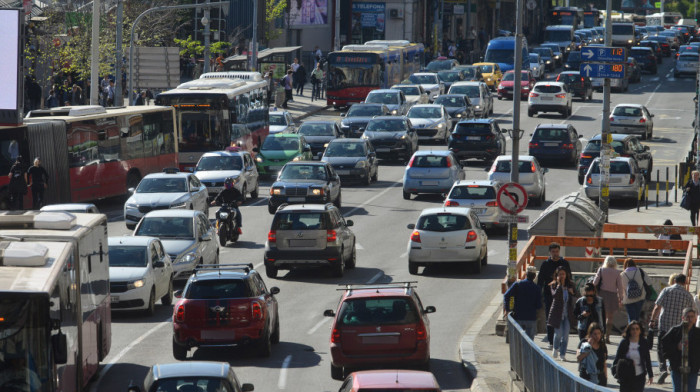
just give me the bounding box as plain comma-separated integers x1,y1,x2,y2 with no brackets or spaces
202,0,211,73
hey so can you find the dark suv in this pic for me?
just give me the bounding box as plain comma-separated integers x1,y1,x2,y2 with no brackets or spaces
264,203,356,278
629,47,658,74
528,124,582,166
172,264,281,359
362,116,419,162
578,133,652,184
556,71,593,101
448,119,506,162
268,161,342,213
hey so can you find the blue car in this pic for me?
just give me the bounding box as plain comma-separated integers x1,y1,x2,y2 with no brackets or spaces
402,150,465,200
527,123,582,167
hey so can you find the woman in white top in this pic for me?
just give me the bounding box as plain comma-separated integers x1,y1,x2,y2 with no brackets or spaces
612,321,653,391
593,256,624,343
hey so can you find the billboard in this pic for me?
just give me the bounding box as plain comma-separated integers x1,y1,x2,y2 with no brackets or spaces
0,9,23,125
289,0,328,26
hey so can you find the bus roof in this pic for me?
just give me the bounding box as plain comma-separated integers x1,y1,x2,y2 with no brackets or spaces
24,105,174,122
0,211,107,242
158,76,268,99
0,241,73,294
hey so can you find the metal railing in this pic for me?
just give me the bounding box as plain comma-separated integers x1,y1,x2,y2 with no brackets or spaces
507,314,609,392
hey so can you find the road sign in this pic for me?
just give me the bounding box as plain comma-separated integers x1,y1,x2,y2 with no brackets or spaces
580,63,626,79
581,47,626,62
526,0,537,10
496,183,528,214
498,214,530,224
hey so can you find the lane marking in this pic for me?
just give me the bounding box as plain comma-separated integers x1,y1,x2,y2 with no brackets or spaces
254,261,264,269
278,355,292,389
645,81,663,106
356,242,365,250
307,318,330,335
244,197,268,207
367,271,384,284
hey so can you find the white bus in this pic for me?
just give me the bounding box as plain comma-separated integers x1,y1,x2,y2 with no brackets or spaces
646,12,683,28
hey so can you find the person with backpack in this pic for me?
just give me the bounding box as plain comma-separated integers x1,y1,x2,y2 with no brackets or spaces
650,273,697,384
613,321,654,391
548,266,579,361
593,256,625,343
620,258,650,324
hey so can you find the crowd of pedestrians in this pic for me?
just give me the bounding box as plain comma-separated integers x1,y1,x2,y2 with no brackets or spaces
7,155,49,211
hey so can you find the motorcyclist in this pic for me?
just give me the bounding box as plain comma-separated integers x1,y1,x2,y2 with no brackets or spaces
210,177,243,230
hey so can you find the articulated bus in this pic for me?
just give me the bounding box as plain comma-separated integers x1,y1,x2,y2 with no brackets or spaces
549,7,584,28
326,40,424,107
0,211,111,392
646,12,683,28
156,72,270,172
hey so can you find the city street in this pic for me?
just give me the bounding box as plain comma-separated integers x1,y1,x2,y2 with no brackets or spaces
90,58,696,392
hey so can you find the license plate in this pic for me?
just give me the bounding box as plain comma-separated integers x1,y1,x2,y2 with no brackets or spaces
268,165,282,171
111,296,119,303
421,180,438,186
609,177,623,183
362,335,399,344
473,208,486,214
288,197,305,202
544,142,559,147
376,148,390,153
540,96,553,101
290,239,317,247
336,170,351,175
201,330,234,340
466,136,481,141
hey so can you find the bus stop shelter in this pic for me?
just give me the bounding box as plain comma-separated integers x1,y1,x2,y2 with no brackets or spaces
222,46,302,80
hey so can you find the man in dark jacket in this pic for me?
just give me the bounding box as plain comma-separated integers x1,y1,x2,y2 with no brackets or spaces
574,283,606,341
684,170,700,226
210,177,244,229
504,266,542,339
536,242,572,347
661,307,700,392
27,157,49,210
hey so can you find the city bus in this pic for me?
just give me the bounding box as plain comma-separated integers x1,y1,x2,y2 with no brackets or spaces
326,41,424,108
583,9,601,28
0,105,177,208
549,7,584,28
646,12,683,28
156,71,270,172
0,211,111,392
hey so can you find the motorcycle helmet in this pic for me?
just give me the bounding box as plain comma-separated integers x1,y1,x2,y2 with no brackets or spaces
224,177,236,190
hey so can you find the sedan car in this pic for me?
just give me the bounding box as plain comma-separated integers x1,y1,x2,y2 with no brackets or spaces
434,94,474,123
527,123,582,166
424,58,459,72
497,70,536,100
529,53,545,79
532,47,556,72
194,150,260,201
488,155,547,206
448,119,506,163
629,46,658,74
127,362,254,392
133,210,220,280
365,89,410,115
406,104,451,144
448,81,493,117
321,138,378,185
402,151,464,200
577,133,652,184
675,52,700,78
407,207,488,274
639,40,663,64
555,71,593,101
124,169,209,230
340,103,390,138
269,109,295,134
362,116,419,162
108,236,173,315
443,180,504,232
296,120,343,159
540,43,563,67
391,84,430,107
408,73,444,101
583,157,646,202
609,104,654,140
527,81,572,118
254,133,313,177
268,161,342,213
436,70,465,91
472,62,503,90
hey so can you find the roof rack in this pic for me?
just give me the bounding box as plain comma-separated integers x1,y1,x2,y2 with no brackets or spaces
337,281,418,295
194,263,254,275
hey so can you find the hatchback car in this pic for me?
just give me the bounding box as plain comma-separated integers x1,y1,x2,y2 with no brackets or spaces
639,40,663,63
321,138,378,185
454,65,484,83
436,70,465,91
340,103,390,138
296,120,343,159
133,210,220,280
127,362,254,392
391,84,430,107
556,71,593,101
433,94,474,122
194,150,260,201
264,203,355,278
407,207,488,274
529,53,545,79
609,104,654,140
448,119,506,163
254,133,313,177
406,104,452,143
365,89,410,115
527,123,582,166
527,82,572,118
629,46,658,74
339,370,441,392
269,109,295,134
583,157,646,202
108,236,173,315
443,180,503,232
268,161,342,213
361,116,419,162
448,81,493,117
408,73,444,101
323,282,436,379
498,70,536,100
675,52,700,78
577,134,652,184
402,151,464,200
124,169,209,230
488,155,547,206
472,62,503,90
172,264,280,359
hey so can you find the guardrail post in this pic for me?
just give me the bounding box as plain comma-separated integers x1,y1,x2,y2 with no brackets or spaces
676,164,679,203
656,169,660,207
666,166,670,206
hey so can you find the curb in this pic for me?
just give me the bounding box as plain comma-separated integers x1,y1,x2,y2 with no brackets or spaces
459,291,503,392
292,105,330,122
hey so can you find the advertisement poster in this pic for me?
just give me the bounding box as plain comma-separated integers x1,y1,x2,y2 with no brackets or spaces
261,63,287,80
0,9,19,111
290,0,328,26
352,2,385,33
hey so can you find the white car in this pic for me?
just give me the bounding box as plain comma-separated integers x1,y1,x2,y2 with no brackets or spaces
527,81,573,118
194,150,260,200
108,236,174,315
408,73,445,101
583,157,646,201
529,53,545,79
124,169,209,229
406,104,451,143
609,104,655,140
443,180,505,232
675,52,699,78
269,109,295,134
488,155,547,206
448,81,493,118
391,84,430,107
407,207,488,275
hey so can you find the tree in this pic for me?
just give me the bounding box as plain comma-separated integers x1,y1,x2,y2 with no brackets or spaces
264,0,287,46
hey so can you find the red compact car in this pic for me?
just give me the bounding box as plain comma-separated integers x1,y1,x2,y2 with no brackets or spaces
497,70,536,100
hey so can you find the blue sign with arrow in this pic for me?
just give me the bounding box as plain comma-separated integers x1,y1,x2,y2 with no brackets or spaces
580,63,626,79
581,47,627,62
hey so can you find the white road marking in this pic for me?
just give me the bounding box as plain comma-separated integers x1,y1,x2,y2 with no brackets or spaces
366,271,384,284
278,355,292,389
400,251,408,258
254,261,264,269
645,81,663,106
356,242,364,250
245,197,268,207
559,105,583,124
487,249,498,256
307,317,330,335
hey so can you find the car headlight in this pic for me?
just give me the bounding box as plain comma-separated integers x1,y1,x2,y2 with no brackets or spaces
475,105,481,109
219,212,229,219
361,134,369,140
270,187,283,195
355,160,367,168
400,134,407,139
555,55,560,59
437,123,445,128
127,279,145,290
391,109,398,115
486,77,492,81
323,143,329,148
292,156,303,161
498,84,504,89
546,60,551,64
628,39,633,43
456,113,462,118
170,202,187,209
566,47,571,51
255,156,263,163
178,253,197,264
311,188,324,196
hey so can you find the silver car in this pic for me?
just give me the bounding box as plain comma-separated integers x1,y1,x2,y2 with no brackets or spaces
194,150,260,201
675,52,699,78
406,104,451,144
448,81,493,118
364,89,410,116
609,104,654,140
443,180,505,231
583,157,645,201
391,84,430,107
488,155,547,206
408,72,445,101
269,109,295,134
403,150,465,200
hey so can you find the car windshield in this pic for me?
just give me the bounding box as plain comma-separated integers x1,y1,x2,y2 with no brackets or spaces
279,164,327,180
272,212,327,230
613,106,642,116
533,85,563,93
412,155,449,168
529,54,540,63
449,185,496,199
347,105,383,117
459,67,477,77
324,142,367,157
409,74,437,84
454,123,491,135
425,60,453,71
408,107,442,119
584,140,625,154
365,92,400,104
612,24,634,34
484,49,514,63
393,86,421,95
261,137,299,151
298,123,334,136
630,49,651,57
541,44,560,53
186,279,252,299
494,160,536,173
502,72,529,81
136,178,187,193
680,54,699,61
590,161,632,174
546,30,572,42
532,128,570,140
437,71,462,82
557,74,581,83
416,213,471,231
109,246,148,267
195,156,243,171
567,52,581,61
478,64,494,73
450,85,480,98
365,119,407,132
434,96,465,107
135,217,194,238
337,297,419,326
534,48,552,58
269,114,287,126
149,377,232,392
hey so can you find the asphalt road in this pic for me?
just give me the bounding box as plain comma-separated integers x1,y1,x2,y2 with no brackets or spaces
89,57,696,392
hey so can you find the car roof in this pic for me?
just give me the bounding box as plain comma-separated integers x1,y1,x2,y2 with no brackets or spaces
534,81,566,87
328,138,365,144
351,103,387,107
41,203,98,212
613,103,644,108
457,118,493,124
276,203,332,212
435,94,465,99
368,89,400,94
392,84,422,89
535,123,571,130
142,209,201,218
419,206,473,216
410,104,442,109
412,72,438,77
351,370,439,388
590,133,634,141
495,155,536,161
451,81,482,87
109,236,158,246
300,120,338,125
341,287,414,299
143,171,190,179
268,133,302,138
559,71,581,75
631,46,653,51
284,161,328,167
201,151,246,158
453,179,499,187
370,116,408,121
190,269,253,282
412,150,452,157
592,156,634,163
151,362,231,380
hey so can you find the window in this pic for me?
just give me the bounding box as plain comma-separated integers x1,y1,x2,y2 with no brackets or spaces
272,213,327,230
338,298,419,326
416,213,471,232
412,155,449,168
109,246,148,267
449,186,496,199
186,280,253,299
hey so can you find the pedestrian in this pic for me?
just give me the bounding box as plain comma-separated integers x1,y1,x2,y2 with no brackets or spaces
660,307,700,391
106,81,115,106
27,157,49,210
593,255,625,343
613,321,654,391
657,219,683,256
577,323,608,386
71,84,83,106
650,273,697,384
291,58,300,93
310,63,324,102
536,242,572,348
295,62,307,96
503,266,542,339
574,283,606,342
45,89,59,109
265,70,274,103
447,41,457,59
314,45,323,68
683,170,700,226
134,90,146,106
282,70,293,109
620,258,650,323
100,75,110,106
7,156,27,210
548,266,579,361
26,77,41,111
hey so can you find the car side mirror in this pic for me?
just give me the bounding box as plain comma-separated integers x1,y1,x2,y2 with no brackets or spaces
174,290,183,298
153,260,165,268
270,286,280,295
481,223,488,230
52,331,68,364
128,187,135,194
241,384,255,392
407,223,416,229
650,114,655,117
324,309,336,317
346,220,354,226
578,134,583,138
424,306,436,314
201,232,212,241
252,147,260,153
340,113,346,117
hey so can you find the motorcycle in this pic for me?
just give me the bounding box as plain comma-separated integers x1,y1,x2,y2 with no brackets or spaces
215,203,240,246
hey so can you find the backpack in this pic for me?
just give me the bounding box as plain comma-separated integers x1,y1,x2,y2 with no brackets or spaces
626,270,643,299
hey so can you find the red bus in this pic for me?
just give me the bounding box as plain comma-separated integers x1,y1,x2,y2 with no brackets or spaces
0,105,177,208
155,71,270,172
0,211,111,392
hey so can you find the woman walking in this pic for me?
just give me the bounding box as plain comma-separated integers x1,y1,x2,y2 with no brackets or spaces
593,255,624,343
548,266,579,361
620,258,649,323
613,321,654,391
7,156,27,210
684,170,700,226
577,323,608,386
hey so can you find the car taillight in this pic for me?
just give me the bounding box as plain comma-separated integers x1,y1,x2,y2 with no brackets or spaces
176,304,185,322
610,116,614,122
563,143,574,149
486,201,497,207
629,175,635,184
586,176,592,184
529,92,539,98
555,93,566,98
445,200,459,207
411,230,421,243
268,230,276,243
446,158,452,167
639,118,646,123
416,322,427,340
580,77,585,82
331,328,341,343
581,154,592,159
408,155,416,167
531,162,536,172
485,135,494,141
327,230,337,242
466,230,478,242
529,142,538,149
252,301,263,320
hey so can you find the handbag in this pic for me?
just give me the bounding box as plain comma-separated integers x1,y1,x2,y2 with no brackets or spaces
640,268,657,301
612,358,636,383
681,191,691,210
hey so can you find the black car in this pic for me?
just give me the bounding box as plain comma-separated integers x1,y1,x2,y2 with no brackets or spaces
629,47,658,74
646,36,672,57
340,103,390,138
638,40,663,64
268,161,342,213
362,116,419,162
533,47,556,72
295,121,343,159
425,59,459,72
321,138,378,185
433,94,474,125
437,70,465,91
577,133,653,184
563,51,582,71
555,71,593,101
448,119,506,162
528,123,582,166
625,57,642,83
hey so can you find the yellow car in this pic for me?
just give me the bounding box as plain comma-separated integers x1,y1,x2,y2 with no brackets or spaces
473,62,502,91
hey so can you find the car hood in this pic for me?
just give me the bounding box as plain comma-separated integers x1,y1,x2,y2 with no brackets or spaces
109,267,148,282
160,239,198,256
193,170,242,182
419,83,440,91
445,106,467,115
269,125,290,134
128,193,188,206
302,135,335,144
409,118,443,128
272,179,327,187
341,117,374,127
259,150,297,161
365,131,407,140
322,156,367,166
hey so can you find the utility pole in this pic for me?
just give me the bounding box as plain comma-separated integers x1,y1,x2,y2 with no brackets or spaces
599,0,612,220
696,66,700,169
203,0,211,73
90,0,101,105
334,0,340,50
251,0,258,70
114,0,124,106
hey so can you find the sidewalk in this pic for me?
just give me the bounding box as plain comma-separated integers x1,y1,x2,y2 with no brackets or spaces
272,83,330,122
465,200,693,392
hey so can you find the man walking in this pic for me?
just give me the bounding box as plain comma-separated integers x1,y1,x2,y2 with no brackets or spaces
536,242,572,348
660,308,700,391
504,266,542,339
684,170,700,226
27,157,49,210
651,273,697,383
310,63,324,102
282,70,293,109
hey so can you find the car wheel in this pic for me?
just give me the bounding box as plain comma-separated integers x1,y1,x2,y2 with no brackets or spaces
527,109,534,117
481,249,488,266
144,288,156,316
241,184,247,203
265,263,278,279
332,249,345,277
649,126,653,140
540,188,546,206
251,181,259,199
409,261,419,275
268,203,276,214
334,192,342,208
271,317,280,344
219,225,228,247
371,167,378,182
257,327,272,358
161,279,173,306
346,243,357,269
331,364,344,380
172,339,187,360
403,190,411,200
470,258,482,274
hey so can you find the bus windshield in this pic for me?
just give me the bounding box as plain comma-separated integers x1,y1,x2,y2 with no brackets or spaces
484,49,514,64
327,63,382,90
180,110,228,152
546,30,572,42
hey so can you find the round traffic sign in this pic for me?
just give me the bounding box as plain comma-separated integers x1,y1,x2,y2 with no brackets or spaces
526,0,537,10
497,182,528,214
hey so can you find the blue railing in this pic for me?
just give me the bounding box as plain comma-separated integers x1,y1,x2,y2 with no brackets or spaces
507,314,610,391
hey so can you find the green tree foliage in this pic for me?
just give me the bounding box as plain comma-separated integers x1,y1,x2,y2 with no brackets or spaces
265,0,287,45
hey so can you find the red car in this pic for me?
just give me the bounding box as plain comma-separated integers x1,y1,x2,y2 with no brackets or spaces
497,70,536,100
172,264,281,359
323,282,436,380
341,370,442,391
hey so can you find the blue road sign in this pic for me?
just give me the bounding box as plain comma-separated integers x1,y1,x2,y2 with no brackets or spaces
581,47,627,62
580,63,625,79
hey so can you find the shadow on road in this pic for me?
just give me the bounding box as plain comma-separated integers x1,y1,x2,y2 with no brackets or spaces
90,363,151,392
192,341,322,369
